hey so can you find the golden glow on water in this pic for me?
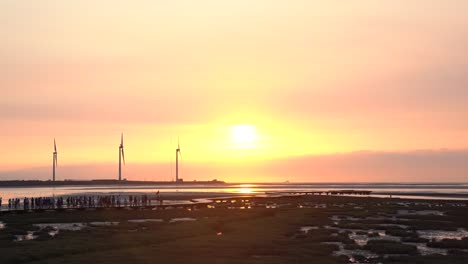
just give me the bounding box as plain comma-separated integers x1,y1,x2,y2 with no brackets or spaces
237,188,254,194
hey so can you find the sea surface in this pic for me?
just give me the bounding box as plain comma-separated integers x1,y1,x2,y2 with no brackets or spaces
1,182,468,203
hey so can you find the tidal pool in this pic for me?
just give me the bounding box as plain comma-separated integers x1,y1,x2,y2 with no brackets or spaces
169,218,196,223
405,242,448,255
15,231,37,242
34,223,87,231
128,219,164,223
417,229,468,241
48,228,59,237
397,210,445,216
321,241,378,260
300,226,319,234
89,222,119,226
322,216,468,257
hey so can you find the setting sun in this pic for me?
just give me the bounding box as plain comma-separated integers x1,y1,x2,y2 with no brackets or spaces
230,125,257,148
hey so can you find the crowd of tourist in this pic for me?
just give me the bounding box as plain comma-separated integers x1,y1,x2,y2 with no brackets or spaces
0,193,163,211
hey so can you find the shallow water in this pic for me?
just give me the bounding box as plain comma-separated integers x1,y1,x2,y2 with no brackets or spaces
417,229,468,241
48,228,59,237
15,232,37,242
89,222,119,226
397,210,445,216
378,224,409,229
321,226,448,258
321,241,378,260
330,215,361,221
23,222,127,240
169,218,196,223
300,226,319,233
406,242,448,255
34,223,86,231
2,182,468,204
322,214,468,258
128,219,164,223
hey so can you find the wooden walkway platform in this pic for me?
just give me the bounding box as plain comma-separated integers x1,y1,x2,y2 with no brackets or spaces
266,190,372,196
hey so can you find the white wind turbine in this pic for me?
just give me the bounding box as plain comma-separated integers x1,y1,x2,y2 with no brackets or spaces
52,138,58,182
175,138,182,182
119,133,125,181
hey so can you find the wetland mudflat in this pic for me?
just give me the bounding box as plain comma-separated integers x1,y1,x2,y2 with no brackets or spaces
1,195,468,264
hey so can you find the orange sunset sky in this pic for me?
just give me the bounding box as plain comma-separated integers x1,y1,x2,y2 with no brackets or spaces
1,1,468,182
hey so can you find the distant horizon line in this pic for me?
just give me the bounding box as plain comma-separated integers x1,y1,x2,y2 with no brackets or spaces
0,179,467,184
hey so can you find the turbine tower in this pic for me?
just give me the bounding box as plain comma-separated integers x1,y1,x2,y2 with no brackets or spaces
119,133,125,181
175,138,182,182
52,139,58,182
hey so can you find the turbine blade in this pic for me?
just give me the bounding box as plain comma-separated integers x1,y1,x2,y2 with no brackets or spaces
121,133,124,146
122,148,125,165
54,138,57,152
55,155,58,167
178,137,180,150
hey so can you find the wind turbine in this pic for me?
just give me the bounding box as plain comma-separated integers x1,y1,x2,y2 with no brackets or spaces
175,138,182,182
119,133,125,181
52,139,58,182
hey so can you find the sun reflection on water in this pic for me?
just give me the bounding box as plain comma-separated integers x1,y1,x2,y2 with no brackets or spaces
238,188,254,194
237,184,256,194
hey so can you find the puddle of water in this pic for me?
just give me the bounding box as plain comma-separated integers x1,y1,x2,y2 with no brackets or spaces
34,223,87,231
418,229,468,241
349,232,370,246
378,224,409,229
322,241,378,260
19,221,119,240
128,219,164,223
89,222,119,226
405,242,448,255
227,206,251,210
397,202,411,207
330,215,361,221
332,215,415,224
15,231,37,242
325,215,468,257
48,228,59,237
366,216,399,221
300,226,319,233
397,210,445,216
0,221,5,229
349,230,401,246
324,225,401,246
169,218,196,223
